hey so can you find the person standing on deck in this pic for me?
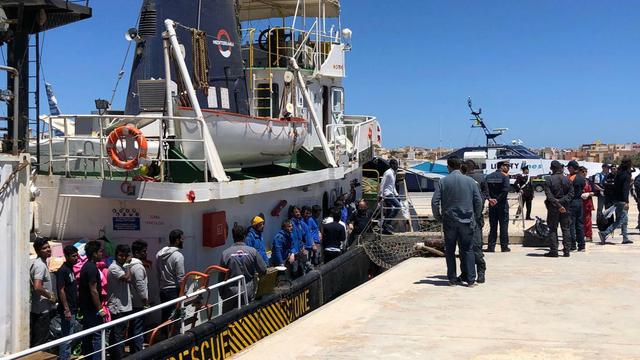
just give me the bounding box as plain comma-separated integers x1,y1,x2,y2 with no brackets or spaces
128,240,149,354
633,172,640,229
107,245,133,360
79,241,107,359
220,224,267,313
432,157,483,286
486,160,511,252
156,229,185,324
323,207,347,263
30,237,56,347
57,245,80,360
380,158,400,234
290,206,313,274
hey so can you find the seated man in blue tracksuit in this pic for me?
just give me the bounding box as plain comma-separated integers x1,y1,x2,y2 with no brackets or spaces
245,215,269,264
302,206,321,265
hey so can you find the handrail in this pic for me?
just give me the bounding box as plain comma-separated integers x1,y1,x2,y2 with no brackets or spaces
42,114,209,182
325,118,377,164
4,275,247,360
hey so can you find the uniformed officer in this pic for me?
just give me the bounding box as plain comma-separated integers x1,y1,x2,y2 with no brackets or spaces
432,157,483,286
567,160,586,251
486,160,511,252
544,160,573,257
459,160,488,283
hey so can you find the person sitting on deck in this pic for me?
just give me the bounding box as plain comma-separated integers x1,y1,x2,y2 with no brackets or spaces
245,216,269,264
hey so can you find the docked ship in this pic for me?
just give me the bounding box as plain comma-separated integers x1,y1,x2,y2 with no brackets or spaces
0,0,381,357
412,98,603,190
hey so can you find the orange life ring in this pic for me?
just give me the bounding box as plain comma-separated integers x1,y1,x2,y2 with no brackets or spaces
106,125,148,170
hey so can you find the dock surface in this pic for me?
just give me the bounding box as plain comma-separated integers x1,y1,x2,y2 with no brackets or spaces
236,238,640,359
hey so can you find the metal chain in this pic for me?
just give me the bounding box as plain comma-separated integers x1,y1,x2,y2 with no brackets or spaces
191,29,210,95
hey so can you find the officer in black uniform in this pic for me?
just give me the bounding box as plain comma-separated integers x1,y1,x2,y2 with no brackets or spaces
486,160,511,252
567,160,586,251
544,160,574,257
516,166,535,220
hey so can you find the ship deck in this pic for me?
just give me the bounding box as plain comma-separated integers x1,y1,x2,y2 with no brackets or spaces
235,236,640,359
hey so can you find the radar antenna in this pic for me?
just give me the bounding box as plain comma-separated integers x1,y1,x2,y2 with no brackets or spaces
467,97,503,147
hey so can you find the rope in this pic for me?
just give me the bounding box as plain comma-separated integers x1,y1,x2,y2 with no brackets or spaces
287,122,298,174
0,160,29,195
191,29,210,95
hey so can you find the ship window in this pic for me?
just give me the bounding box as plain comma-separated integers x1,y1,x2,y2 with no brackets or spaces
331,87,344,114
256,83,280,118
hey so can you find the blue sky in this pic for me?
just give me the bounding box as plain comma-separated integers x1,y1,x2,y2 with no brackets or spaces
2,0,638,149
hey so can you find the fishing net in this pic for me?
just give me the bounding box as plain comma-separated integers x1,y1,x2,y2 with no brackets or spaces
360,229,444,269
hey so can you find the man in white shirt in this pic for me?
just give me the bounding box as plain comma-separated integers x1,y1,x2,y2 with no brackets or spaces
380,158,400,234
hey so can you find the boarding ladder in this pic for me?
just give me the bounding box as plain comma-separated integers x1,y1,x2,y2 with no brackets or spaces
252,73,275,118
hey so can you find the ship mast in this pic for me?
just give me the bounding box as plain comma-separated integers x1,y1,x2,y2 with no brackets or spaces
467,97,503,147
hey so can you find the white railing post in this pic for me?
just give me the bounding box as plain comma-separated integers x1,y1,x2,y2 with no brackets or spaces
101,329,107,360
98,117,105,178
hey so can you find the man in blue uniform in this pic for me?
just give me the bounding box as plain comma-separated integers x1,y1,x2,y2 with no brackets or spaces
486,160,511,252
245,216,269,264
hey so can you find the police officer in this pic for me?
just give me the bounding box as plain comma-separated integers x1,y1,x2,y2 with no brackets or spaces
486,160,511,252
516,166,535,220
459,160,488,283
544,160,573,257
567,160,586,251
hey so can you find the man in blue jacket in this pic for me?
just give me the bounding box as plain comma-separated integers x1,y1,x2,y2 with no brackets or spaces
271,220,297,266
302,206,321,265
245,216,269,264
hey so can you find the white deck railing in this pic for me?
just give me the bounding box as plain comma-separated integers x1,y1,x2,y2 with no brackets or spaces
5,275,247,360
39,114,209,181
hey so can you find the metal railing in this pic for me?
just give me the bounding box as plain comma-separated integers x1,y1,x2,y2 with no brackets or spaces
40,114,209,181
5,275,247,360
325,116,377,165
241,24,340,72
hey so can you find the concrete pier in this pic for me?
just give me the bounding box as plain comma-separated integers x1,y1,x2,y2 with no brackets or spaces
235,235,640,359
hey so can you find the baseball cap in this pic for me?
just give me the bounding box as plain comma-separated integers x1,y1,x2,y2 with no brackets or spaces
567,160,580,169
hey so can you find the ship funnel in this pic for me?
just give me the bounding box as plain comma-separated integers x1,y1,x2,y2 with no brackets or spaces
125,0,249,115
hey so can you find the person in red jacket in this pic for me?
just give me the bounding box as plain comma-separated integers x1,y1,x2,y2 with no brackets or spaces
580,167,595,241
